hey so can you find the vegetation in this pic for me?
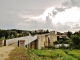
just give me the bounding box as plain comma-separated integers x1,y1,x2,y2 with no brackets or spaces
28,49,77,60
0,29,30,40
6,47,27,60
68,50,80,60
6,47,80,60
54,30,80,49
1,29,80,60
30,29,49,35
0,29,49,40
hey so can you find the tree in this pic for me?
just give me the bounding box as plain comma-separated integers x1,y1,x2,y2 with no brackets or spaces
54,41,59,44
12,31,18,38
5,31,9,39
17,30,22,34
23,31,29,36
67,31,72,38
71,35,80,49
45,29,49,33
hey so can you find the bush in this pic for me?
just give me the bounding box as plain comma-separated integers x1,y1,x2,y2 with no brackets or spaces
47,45,55,49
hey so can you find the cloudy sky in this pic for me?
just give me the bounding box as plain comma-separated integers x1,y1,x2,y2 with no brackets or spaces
0,0,80,32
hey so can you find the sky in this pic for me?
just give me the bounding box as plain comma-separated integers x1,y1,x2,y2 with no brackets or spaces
0,0,80,32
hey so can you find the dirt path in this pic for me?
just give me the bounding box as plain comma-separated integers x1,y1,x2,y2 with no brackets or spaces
0,46,15,60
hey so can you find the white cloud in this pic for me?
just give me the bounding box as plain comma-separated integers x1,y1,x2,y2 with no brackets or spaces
0,0,80,32
17,6,80,32
31,7,80,24
52,7,80,24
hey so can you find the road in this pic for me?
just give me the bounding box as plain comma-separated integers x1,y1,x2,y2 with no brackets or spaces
0,46,15,60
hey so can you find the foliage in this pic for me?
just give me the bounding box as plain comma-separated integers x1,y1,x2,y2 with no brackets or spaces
71,35,80,49
0,36,5,40
0,29,30,40
67,31,72,38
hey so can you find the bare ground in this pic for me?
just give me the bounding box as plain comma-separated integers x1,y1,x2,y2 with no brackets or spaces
0,46,15,60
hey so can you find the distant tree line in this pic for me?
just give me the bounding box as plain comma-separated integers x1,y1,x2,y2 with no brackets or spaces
0,29,29,40
30,29,49,35
54,31,80,49
0,29,50,40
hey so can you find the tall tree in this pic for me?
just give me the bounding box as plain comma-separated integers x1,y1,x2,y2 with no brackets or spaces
67,31,72,38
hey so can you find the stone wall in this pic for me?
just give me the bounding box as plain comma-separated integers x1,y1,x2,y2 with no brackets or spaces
30,40,38,49
37,31,57,49
0,40,2,46
19,40,25,48
0,40,4,47
37,35,45,49
48,31,57,46
45,35,48,47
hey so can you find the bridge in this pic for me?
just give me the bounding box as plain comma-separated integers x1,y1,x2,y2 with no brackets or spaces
3,36,37,47
1,31,57,49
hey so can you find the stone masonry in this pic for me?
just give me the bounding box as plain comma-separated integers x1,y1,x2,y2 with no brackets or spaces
37,31,57,49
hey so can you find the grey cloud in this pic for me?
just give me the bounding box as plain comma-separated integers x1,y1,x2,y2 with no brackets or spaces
52,7,65,16
17,15,78,32
0,0,80,32
0,0,64,16
17,11,80,32
0,11,18,29
55,7,65,12
62,0,80,7
73,24,80,29
17,15,53,30
16,14,80,32
52,10,58,15
53,22,71,32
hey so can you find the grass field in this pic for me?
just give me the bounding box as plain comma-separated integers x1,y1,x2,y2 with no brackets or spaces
6,47,80,60
68,50,80,60
31,49,77,60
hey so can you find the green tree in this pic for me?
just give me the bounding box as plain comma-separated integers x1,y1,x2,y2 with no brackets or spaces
54,41,59,44
67,31,72,38
23,31,29,36
71,35,80,49
12,31,18,38
45,29,49,33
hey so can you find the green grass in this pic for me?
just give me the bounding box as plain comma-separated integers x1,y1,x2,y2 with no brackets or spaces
31,49,78,60
25,49,42,60
6,47,80,60
68,50,80,60
60,55,77,60
32,49,67,57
